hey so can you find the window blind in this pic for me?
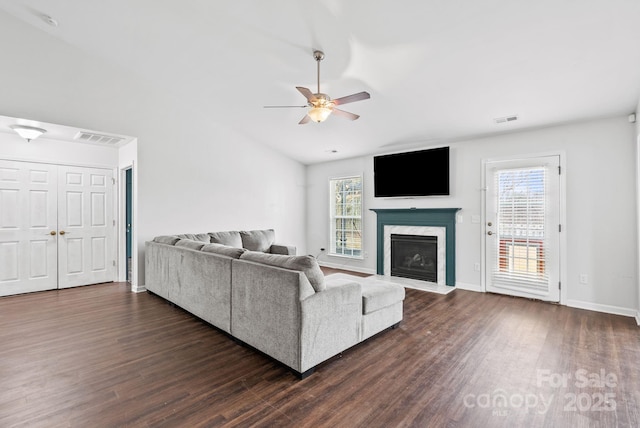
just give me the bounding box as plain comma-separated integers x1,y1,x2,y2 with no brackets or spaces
493,166,550,293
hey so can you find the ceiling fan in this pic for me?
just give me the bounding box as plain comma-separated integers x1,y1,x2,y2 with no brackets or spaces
264,50,370,124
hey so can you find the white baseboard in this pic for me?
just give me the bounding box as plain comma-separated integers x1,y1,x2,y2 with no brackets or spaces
317,265,639,322
455,282,483,292
131,284,146,293
566,299,637,318
317,261,376,276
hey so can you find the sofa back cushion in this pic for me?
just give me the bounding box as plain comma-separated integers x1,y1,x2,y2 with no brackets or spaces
175,239,206,251
153,235,180,245
201,243,246,259
175,233,210,243
240,229,275,252
239,251,326,292
209,231,243,248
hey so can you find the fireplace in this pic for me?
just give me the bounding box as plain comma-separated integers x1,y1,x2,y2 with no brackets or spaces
371,208,461,287
391,234,438,282
383,225,446,285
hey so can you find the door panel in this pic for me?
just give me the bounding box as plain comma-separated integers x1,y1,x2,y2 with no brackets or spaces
485,156,560,302
0,160,58,296
58,166,115,289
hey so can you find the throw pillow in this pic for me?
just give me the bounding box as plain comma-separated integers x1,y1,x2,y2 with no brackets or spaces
240,229,275,252
153,235,180,245
175,239,206,251
175,233,210,242
208,231,243,248
201,243,246,259
239,251,326,292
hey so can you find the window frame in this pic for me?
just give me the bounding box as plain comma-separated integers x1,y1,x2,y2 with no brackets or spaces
328,174,364,259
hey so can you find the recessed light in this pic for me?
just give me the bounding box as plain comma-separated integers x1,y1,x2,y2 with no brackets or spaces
41,14,58,27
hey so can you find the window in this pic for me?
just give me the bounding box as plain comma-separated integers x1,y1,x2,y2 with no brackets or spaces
329,176,362,258
495,167,548,285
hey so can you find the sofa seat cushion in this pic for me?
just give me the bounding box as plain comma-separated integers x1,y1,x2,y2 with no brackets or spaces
239,251,326,292
209,231,243,248
240,229,275,252
360,282,405,315
201,243,246,259
175,233,210,243
175,239,206,251
153,235,180,245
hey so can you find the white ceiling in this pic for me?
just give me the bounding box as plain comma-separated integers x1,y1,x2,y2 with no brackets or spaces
1,0,639,164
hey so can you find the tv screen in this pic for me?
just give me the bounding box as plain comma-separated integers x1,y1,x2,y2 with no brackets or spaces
374,147,450,197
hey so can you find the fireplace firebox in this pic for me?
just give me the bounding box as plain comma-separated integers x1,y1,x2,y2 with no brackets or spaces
390,234,438,282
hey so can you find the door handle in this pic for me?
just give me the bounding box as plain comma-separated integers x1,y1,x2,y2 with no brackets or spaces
487,231,493,236
59,230,66,236
49,231,57,236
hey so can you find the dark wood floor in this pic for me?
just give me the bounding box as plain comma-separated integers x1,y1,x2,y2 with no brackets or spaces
1,272,639,427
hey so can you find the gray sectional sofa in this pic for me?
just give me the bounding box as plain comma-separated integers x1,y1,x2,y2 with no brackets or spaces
145,229,405,378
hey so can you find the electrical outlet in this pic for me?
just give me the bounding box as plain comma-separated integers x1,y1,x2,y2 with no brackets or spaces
579,274,588,285
474,263,480,272
364,251,369,258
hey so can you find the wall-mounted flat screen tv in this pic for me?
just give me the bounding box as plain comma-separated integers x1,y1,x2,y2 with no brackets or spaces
374,146,450,197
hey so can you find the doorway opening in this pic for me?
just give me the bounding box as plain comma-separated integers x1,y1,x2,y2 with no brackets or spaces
125,167,133,282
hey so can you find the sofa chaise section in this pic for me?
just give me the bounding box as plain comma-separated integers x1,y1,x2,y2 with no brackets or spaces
231,257,362,377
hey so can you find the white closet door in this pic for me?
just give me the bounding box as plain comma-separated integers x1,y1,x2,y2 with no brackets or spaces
0,160,58,296
58,166,115,289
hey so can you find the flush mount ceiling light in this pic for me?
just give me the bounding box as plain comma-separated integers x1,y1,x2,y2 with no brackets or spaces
10,125,47,142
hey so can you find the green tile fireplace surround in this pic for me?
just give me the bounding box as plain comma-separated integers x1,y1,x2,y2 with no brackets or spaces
370,208,461,286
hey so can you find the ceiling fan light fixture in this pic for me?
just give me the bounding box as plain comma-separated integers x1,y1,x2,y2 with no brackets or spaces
10,125,47,142
265,50,370,124
308,106,332,123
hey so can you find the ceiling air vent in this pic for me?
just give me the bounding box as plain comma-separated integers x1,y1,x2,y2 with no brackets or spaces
74,131,124,145
494,115,519,124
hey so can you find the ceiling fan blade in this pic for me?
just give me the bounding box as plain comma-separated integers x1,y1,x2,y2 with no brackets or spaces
333,91,370,106
332,108,360,121
296,87,316,102
298,115,311,125
264,105,307,108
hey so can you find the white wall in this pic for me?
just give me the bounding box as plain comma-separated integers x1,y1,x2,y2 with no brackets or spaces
0,11,307,287
0,132,119,167
308,116,638,316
